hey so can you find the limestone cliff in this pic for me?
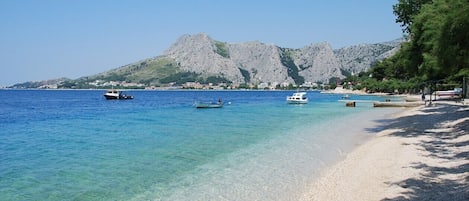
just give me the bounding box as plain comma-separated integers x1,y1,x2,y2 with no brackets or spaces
12,33,402,88
161,33,400,85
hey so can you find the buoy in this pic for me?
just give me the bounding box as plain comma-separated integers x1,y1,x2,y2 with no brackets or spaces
346,101,356,107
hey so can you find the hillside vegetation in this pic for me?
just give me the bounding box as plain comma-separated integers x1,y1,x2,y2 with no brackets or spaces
347,0,469,94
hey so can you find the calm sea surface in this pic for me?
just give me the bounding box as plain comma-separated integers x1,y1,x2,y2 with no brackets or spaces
0,90,399,200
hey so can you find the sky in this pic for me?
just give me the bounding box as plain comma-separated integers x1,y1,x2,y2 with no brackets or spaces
0,0,403,86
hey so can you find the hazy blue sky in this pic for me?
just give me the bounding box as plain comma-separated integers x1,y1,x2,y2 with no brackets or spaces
0,0,403,86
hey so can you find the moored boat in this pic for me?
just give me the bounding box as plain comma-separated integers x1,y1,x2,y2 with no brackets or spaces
373,101,423,107
103,89,134,100
286,92,308,104
195,99,223,108
195,102,223,108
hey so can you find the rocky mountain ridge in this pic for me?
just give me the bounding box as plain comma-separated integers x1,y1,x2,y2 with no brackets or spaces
10,33,402,89
162,33,401,85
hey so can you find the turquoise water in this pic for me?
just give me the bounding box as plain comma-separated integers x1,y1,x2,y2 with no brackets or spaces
0,90,399,200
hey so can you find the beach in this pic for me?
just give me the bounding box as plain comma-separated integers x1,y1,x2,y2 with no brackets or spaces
301,101,469,200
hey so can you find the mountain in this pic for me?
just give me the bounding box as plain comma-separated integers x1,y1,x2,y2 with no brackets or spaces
10,33,402,89
334,38,403,75
9,77,70,89
162,34,348,85
162,33,401,86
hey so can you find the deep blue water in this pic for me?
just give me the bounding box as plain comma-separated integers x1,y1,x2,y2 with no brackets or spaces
0,90,397,200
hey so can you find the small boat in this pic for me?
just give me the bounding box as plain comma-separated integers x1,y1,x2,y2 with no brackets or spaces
341,94,350,99
103,89,134,100
195,102,223,108
373,101,423,107
195,99,223,108
286,92,308,104
435,88,462,100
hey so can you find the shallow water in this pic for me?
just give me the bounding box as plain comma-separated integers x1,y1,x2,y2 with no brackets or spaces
0,90,399,200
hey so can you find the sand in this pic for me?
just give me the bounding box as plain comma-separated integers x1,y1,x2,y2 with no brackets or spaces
301,101,469,201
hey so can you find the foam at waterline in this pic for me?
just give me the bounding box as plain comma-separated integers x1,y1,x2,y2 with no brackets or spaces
144,107,402,201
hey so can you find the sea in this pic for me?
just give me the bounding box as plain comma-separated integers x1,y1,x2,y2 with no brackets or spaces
0,90,401,201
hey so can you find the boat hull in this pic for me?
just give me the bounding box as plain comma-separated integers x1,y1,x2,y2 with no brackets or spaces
104,95,133,100
195,103,223,108
104,95,119,100
286,100,308,104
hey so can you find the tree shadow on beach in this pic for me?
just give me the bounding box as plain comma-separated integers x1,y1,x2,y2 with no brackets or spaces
368,104,469,201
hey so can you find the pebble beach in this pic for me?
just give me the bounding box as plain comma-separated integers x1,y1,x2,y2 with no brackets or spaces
301,100,469,200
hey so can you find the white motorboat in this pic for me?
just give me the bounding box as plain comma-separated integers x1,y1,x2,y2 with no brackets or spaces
286,92,308,104
103,89,133,100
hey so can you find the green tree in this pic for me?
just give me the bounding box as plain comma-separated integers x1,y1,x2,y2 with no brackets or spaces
437,0,469,80
393,0,432,33
410,0,451,81
363,0,467,93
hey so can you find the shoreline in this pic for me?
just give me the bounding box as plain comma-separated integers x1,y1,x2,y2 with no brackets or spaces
162,98,399,201
301,102,469,200
302,104,469,200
